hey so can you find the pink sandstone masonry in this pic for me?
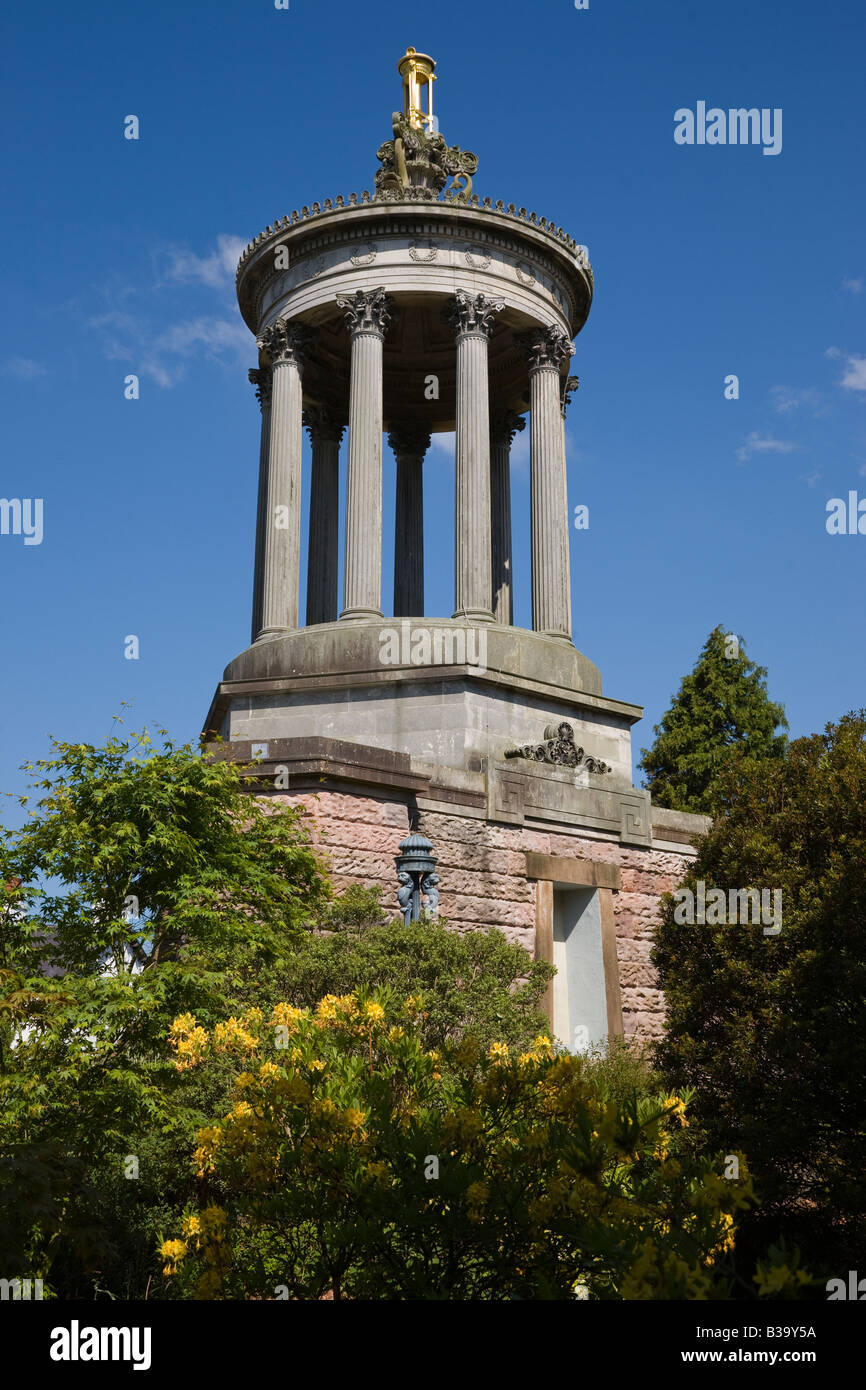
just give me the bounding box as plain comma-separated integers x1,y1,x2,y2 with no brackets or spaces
273,788,697,1042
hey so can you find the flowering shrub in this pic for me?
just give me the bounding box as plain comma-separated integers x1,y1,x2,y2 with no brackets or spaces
161,991,799,1300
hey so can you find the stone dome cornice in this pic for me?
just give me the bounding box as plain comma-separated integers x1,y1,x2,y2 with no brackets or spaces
236,189,593,336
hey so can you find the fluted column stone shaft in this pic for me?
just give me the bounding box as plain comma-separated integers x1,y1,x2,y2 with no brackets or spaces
255,319,311,638
336,289,395,620
490,410,525,626
517,326,576,640
389,423,430,617
304,405,344,626
249,366,272,643
444,291,503,622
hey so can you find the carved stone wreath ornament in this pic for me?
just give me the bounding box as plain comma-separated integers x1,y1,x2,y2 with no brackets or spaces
505,722,610,774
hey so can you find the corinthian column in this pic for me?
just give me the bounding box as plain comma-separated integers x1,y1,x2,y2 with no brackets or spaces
255,318,312,638
443,290,503,622
336,288,395,620
248,365,272,643
490,410,525,626
304,404,344,626
388,423,430,617
516,325,575,640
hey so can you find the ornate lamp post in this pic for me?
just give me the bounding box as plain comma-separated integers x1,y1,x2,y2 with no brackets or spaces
394,829,439,924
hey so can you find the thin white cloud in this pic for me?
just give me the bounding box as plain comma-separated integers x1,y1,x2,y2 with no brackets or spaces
1,357,48,379
428,431,455,456
842,276,863,294
736,432,798,464
159,234,248,289
88,310,250,388
840,355,866,392
771,385,821,414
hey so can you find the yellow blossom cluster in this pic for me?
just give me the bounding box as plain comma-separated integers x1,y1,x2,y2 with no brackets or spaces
661,1095,690,1128
168,1013,210,1071
160,1238,188,1275
213,1013,261,1056
315,993,359,1025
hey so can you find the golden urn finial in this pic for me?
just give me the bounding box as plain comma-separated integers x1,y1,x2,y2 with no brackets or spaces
397,46,437,132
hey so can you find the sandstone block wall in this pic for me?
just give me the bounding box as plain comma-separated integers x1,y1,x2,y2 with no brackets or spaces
275,789,695,1042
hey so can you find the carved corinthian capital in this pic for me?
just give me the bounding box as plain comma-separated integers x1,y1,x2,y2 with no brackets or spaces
561,375,580,419
336,287,395,338
256,318,313,366
248,365,272,408
490,409,526,446
515,325,575,373
388,422,431,458
443,289,504,339
303,402,346,446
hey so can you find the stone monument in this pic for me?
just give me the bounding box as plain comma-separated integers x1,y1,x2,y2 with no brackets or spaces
203,48,708,1046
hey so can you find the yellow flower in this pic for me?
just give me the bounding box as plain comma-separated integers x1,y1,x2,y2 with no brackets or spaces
363,1001,386,1023
316,993,359,1025
488,1041,509,1061
270,1002,308,1036
213,1016,259,1055
168,1014,210,1070
160,1238,188,1275
661,1095,690,1128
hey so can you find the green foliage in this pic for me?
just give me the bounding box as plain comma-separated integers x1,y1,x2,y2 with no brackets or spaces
639,625,788,815
161,992,778,1301
249,888,555,1056
0,728,329,1294
579,1034,662,1109
652,711,866,1277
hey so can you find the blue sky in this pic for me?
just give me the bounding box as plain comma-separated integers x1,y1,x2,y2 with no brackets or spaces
1,0,863,817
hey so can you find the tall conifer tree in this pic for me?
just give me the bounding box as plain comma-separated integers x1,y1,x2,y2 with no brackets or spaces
639,626,788,815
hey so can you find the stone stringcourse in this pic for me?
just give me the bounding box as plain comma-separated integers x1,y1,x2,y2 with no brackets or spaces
235,189,593,282
505,722,611,775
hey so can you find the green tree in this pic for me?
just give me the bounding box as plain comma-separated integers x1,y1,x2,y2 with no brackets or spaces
639,625,788,814
0,727,329,1295
0,736,554,1297
652,712,866,1277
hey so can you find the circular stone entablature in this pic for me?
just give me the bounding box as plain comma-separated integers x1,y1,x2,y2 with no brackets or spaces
238,193,593,432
